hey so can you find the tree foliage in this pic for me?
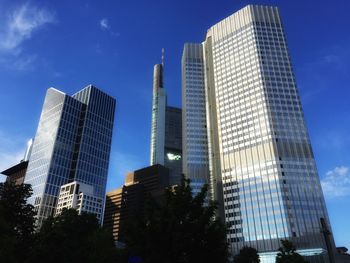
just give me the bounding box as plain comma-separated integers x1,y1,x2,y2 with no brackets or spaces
0,177,229,263
276,240,308,263
234,246,260,263
0,181,125,262
125,176,229,263
29,208,121,263
0,182,36,263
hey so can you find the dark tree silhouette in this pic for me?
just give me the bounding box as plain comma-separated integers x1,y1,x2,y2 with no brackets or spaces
125,176,228,263
234,246,260,263
29,209,121,263
0,182,36,263
276,240,308,263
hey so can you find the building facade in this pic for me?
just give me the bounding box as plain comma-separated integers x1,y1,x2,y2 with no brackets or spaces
1,161,28,185
24,85,115,226
164,106,182,185
104,184,144,245
55,181,104,222
103,164,170,242
183,5,334,262
182,43,211,195
150,52,182,185
1,138,33,185
150,60,167,166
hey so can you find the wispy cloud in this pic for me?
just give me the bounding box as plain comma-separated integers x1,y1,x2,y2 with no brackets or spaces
0,3,55,53
99,18,110,30
99,17,120,37
95,43,103,54
321,166,350,199
0,3,55,71
316,130,350,154
298,40,350,105
319,42,350,72
1,54,38,71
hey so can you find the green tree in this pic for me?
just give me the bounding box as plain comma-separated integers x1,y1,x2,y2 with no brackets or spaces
0,182,36,263
276,240,308,263
234,246,260,263
125,176,228,263
29,208,120,263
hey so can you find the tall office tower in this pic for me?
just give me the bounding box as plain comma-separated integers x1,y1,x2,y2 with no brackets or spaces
183,5,335,262
150,51,183,185
181,43,210,195
24,85,115,226
150,54,166,166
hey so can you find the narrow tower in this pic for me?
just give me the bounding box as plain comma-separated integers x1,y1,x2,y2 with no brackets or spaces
150,50,183,185
150,51,167,166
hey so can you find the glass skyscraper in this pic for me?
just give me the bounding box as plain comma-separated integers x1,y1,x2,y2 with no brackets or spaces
182,5,334,262
150,51,183,185
182,43,211,195
24,85,115,226
150,60,167,166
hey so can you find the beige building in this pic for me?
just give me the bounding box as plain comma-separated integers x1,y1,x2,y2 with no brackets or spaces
55,181,104,223
182,5,335,262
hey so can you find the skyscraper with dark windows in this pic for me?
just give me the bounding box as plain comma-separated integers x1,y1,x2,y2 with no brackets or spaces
182,44,210,195
182,5,335,262
24,85,115,226
150,51,182,185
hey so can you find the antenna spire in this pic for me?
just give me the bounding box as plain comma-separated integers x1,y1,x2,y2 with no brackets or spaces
161,48,164,67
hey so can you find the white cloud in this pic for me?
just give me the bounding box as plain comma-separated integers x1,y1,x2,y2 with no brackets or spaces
0,3,55,53
0,3,54,71
100,18,110,30
13,54,37,71
321,166,350,198
99,18,120,37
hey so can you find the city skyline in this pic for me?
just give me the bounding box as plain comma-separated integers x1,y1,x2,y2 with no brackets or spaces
0,0,349,249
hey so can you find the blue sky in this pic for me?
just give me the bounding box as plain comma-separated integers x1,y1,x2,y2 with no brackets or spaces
0,0,349,248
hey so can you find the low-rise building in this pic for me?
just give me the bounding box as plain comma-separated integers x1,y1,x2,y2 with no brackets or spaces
104,164,171,242
1,161,28,185
55,181,104,223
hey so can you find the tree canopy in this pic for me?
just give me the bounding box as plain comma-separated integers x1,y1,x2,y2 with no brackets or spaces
0,181,123,263
234,246,260,263
0,177,229,263
125,176,229,263
276,239,308,263
29,208,121,263
0,182,36,263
